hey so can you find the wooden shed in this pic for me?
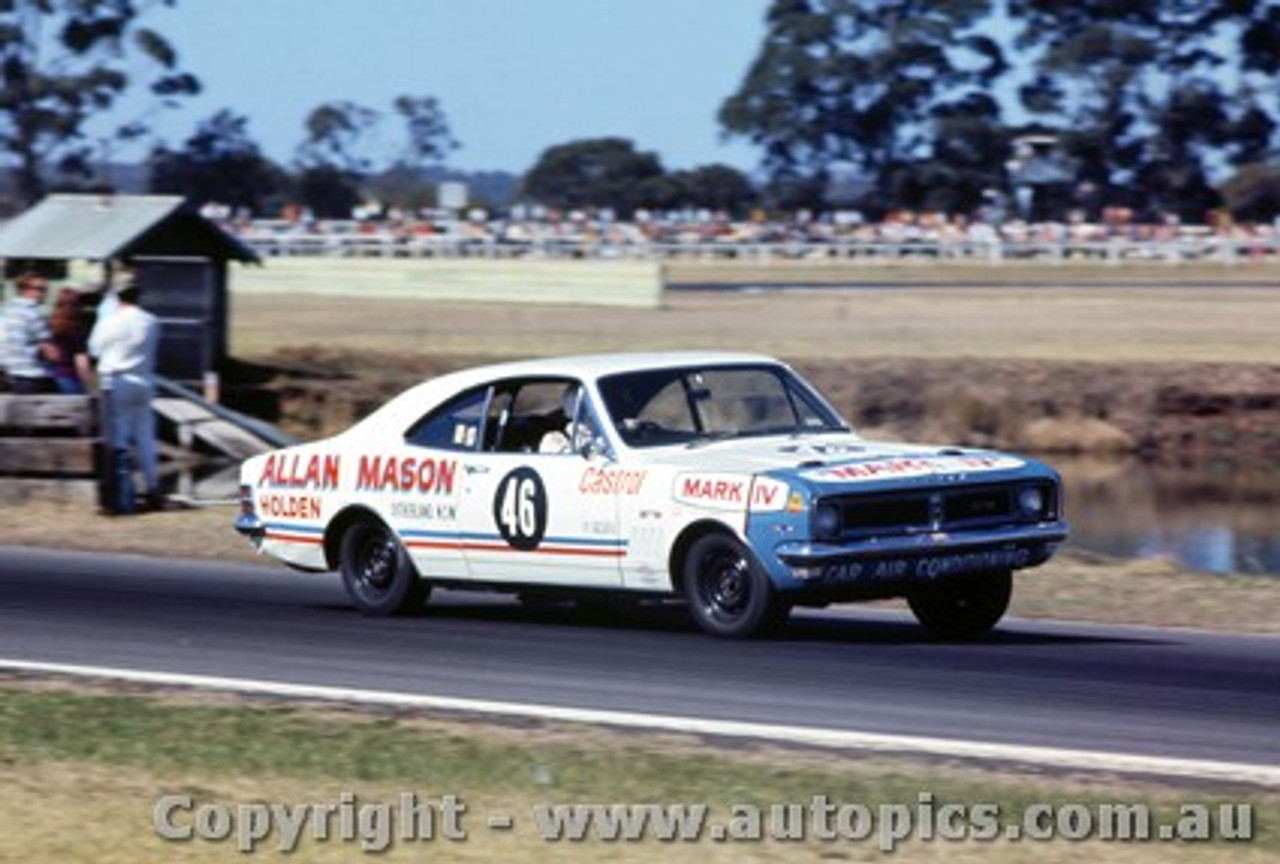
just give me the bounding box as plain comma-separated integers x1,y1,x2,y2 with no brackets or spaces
0,194,260,386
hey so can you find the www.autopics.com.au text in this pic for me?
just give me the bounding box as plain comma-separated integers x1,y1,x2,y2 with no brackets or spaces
153,791,1254,854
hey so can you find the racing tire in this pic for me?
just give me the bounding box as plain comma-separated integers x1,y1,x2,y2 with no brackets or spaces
339,518,429,616
907,569,1012,640
683,532,785,638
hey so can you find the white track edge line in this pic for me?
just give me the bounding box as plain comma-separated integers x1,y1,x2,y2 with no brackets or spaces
2,658,1276,787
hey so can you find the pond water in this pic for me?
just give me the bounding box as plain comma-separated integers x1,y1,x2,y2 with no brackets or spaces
172,455,1280,579
1056,457,1280,578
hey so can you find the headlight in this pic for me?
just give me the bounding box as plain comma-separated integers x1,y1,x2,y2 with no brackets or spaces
1017,485,1047,519
814,502,842,539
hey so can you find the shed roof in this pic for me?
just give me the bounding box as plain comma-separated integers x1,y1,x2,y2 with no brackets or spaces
0,194,259,262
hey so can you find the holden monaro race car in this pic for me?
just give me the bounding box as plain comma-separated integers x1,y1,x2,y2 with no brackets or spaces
235,352,1067,638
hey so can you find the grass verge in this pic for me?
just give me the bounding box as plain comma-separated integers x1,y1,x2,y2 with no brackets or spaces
0,679,1275,862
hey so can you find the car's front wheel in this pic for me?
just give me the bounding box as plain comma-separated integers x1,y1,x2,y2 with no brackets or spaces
683,532,784,638
907,570,1012,640
339,518,428,615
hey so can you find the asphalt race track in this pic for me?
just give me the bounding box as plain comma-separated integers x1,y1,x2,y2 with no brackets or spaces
1,546,1277,773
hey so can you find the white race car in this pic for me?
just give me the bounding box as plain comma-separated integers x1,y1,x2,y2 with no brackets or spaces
236,352,1067,638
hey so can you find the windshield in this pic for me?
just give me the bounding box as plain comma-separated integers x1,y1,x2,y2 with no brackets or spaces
597,363,850,448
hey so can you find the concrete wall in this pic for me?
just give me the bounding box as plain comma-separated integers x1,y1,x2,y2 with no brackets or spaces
227,258,665,308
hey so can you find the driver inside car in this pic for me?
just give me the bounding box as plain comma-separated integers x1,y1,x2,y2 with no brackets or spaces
539,383,602,455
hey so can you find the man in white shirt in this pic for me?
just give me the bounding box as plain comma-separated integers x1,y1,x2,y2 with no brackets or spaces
88,282,161,514
2,271,55,393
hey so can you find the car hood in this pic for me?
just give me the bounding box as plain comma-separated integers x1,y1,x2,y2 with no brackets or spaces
651,433,1040,488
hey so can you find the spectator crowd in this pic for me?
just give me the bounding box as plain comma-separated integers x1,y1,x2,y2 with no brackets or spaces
209,203,1280,264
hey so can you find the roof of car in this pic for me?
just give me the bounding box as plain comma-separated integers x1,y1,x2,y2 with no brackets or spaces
448,350,782,381
346,351,786,435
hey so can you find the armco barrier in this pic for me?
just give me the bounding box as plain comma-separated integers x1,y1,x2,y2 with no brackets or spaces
229,258,665,308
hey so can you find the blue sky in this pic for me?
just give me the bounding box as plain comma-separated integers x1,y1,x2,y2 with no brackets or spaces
145,0,772,175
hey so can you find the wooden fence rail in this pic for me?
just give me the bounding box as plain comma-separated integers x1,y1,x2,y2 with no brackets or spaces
0,394,99,506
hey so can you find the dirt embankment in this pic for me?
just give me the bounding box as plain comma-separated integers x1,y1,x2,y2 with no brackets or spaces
795,358,1280,464
229,350,1280,465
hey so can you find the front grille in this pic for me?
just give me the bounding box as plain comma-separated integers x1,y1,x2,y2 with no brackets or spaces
944,487,1013,524
829,484,1021,538
840,498,929,531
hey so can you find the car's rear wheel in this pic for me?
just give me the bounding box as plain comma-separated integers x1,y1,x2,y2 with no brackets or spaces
339,518,428,615
683,533,784,638
907,570,1012,640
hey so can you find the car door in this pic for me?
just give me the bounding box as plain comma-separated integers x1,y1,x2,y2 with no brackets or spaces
382,385,490,580
455,378,625,588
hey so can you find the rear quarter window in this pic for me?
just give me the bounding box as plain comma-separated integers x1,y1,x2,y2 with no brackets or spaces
404,386,488,450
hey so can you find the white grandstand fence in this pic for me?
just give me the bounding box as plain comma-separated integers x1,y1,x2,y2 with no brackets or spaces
232,226,1280,266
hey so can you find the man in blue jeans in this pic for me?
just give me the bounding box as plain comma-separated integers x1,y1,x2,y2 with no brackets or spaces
88,282,161,514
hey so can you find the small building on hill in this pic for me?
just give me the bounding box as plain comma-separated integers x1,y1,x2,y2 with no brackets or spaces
0,194,260,386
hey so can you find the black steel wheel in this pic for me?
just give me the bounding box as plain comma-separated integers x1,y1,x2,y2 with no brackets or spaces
683,533,783,638
907,569,1012,640
339,518,428,615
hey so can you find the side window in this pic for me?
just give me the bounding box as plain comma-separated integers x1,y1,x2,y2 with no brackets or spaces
404,386,488,450
483,377,605,454
492,379,575,453
640,378,698,434
789,386,831,429
698,369,793,433
534,383,607,456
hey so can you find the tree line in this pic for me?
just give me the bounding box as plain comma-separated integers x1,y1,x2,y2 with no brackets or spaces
2,0,1279,222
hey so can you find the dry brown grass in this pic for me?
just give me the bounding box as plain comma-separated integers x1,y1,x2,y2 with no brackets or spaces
1011,553,1280,633
2,503,260,564
660,259,1280,286
1015,417,1137,454
3,747,1275,864
229,285,1280,365
1,677,1276,864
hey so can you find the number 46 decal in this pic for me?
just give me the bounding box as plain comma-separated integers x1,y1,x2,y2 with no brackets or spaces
493,467,547,550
